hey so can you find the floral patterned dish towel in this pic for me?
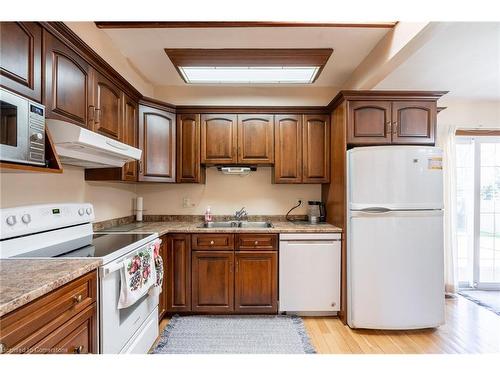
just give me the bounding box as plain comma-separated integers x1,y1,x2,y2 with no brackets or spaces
118,239,163,309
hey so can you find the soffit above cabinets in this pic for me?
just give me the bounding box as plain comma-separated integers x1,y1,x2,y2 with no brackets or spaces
164,48,333,84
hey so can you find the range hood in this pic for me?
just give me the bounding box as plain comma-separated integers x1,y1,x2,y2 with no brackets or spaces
47,119,142,168
217,166,257,176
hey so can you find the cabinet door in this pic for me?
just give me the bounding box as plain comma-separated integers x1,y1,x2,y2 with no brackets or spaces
122,94,138,181
0,22,42,102
92,70,122,140
391,101,436,145
302,114,330,183
192,251,234,312
166,234,191,312
138,105,176,182
237,114,274,164
235,252,277,313
158,235,168,319
177,114,203,183
347,101,392,145
44,30,92,128
200,114,237,164
273,115,302,183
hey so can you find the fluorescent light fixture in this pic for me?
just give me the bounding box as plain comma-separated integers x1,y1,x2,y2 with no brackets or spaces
178,66,320,84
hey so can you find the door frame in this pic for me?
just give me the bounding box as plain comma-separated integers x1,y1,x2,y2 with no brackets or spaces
457,135,500,290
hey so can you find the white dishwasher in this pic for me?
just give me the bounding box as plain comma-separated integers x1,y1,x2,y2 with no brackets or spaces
279,232,341,315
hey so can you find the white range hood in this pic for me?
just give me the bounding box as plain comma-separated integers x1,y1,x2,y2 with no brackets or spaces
47,119,142,168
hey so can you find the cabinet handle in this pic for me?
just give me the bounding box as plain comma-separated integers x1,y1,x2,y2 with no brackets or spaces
254,241,259,245
73,294,83,304
385,121,391,135
0,343,7,354
392,121,398,135
95,108,101,124
138,160,143,174
236,261,239,272
73,345,84,354
210,240,215,245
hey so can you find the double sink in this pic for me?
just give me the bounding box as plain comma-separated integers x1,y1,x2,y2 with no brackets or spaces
197,221,273,229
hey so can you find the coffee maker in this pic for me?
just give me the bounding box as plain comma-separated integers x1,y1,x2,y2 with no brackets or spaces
307,201,327,224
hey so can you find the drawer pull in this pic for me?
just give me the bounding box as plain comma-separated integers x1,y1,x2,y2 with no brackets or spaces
73,294,83,304
254,241,258,245
73,345,84,354
0,342,7,354
210,240,214,245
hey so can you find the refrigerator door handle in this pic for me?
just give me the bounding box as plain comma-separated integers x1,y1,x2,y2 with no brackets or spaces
358,207,392,213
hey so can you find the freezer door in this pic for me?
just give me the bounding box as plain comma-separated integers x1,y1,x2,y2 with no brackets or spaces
348,146,443,210
348,210,444,329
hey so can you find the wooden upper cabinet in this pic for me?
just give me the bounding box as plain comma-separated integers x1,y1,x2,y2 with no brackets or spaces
391,101,436,145
302,114,330,183
44,30,92,128
177,114,203,183
200,114,237,164
138,104,176,182
166,234,191,312
191,251,234,312
237,114,274,164
121,94,138,181
92,70,122,140
347,100,392,145
234,251,277,313
0,22,42,102
274,115,303,183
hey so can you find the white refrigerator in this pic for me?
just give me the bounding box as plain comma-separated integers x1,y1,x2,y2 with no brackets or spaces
347,146,444,329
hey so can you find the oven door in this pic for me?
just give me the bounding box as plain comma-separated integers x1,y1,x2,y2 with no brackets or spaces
99,243,159,354
0,88,29,163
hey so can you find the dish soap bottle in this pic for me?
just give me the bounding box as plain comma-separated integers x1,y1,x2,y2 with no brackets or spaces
204,206,213,223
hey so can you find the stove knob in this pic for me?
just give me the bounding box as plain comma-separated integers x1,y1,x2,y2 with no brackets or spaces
86,208,92,215
21,214,31,224
78,208,85,216
6,215,16,226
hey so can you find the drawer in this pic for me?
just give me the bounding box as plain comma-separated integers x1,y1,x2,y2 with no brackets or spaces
0,270,97,354
192,233,235,250
236,234,278,251
28,303,97,354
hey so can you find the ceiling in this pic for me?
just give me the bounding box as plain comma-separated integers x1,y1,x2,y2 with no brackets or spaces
376,22,500,100
100,26,390,88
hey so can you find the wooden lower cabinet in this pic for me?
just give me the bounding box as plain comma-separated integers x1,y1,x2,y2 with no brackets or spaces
191,251,234,312
235,252,277,313
165,234,191,312
0,271,97,354
158,235,168,319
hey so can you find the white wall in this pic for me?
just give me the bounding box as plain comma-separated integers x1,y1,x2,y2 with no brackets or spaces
436,98,500,145
137,167,320,216
0,166,137,222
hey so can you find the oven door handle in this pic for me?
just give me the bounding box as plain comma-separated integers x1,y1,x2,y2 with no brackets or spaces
100,261,124,277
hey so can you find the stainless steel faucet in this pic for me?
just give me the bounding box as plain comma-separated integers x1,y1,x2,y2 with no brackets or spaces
235,207,248,221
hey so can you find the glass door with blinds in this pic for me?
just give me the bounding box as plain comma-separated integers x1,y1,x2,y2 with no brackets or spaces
456,136,500,290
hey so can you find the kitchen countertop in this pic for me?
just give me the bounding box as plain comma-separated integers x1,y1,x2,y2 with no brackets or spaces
0,258,101,318
100,221,342,236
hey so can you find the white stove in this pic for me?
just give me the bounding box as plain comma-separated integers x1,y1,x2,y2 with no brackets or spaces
0,203,160,354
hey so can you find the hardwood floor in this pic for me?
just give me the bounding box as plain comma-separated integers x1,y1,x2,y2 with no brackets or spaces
157,296,500,354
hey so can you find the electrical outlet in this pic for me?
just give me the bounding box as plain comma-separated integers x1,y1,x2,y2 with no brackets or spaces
182,197,192,208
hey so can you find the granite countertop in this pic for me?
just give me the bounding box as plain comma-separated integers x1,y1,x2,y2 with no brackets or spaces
102,221,342,236
0,258,101,318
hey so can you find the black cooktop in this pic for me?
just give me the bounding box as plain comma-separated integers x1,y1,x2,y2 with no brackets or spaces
13,233,153,259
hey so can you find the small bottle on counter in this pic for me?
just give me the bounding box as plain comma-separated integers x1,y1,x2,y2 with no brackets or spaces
204,206,213,223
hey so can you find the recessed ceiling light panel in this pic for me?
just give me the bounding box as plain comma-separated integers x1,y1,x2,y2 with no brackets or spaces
165,49,333,85
179,66,320,84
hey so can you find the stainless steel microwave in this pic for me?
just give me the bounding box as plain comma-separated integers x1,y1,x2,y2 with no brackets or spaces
0,87,45,166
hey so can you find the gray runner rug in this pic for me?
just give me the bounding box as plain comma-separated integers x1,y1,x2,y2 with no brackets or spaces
152,315,316,354
458,290,500,316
